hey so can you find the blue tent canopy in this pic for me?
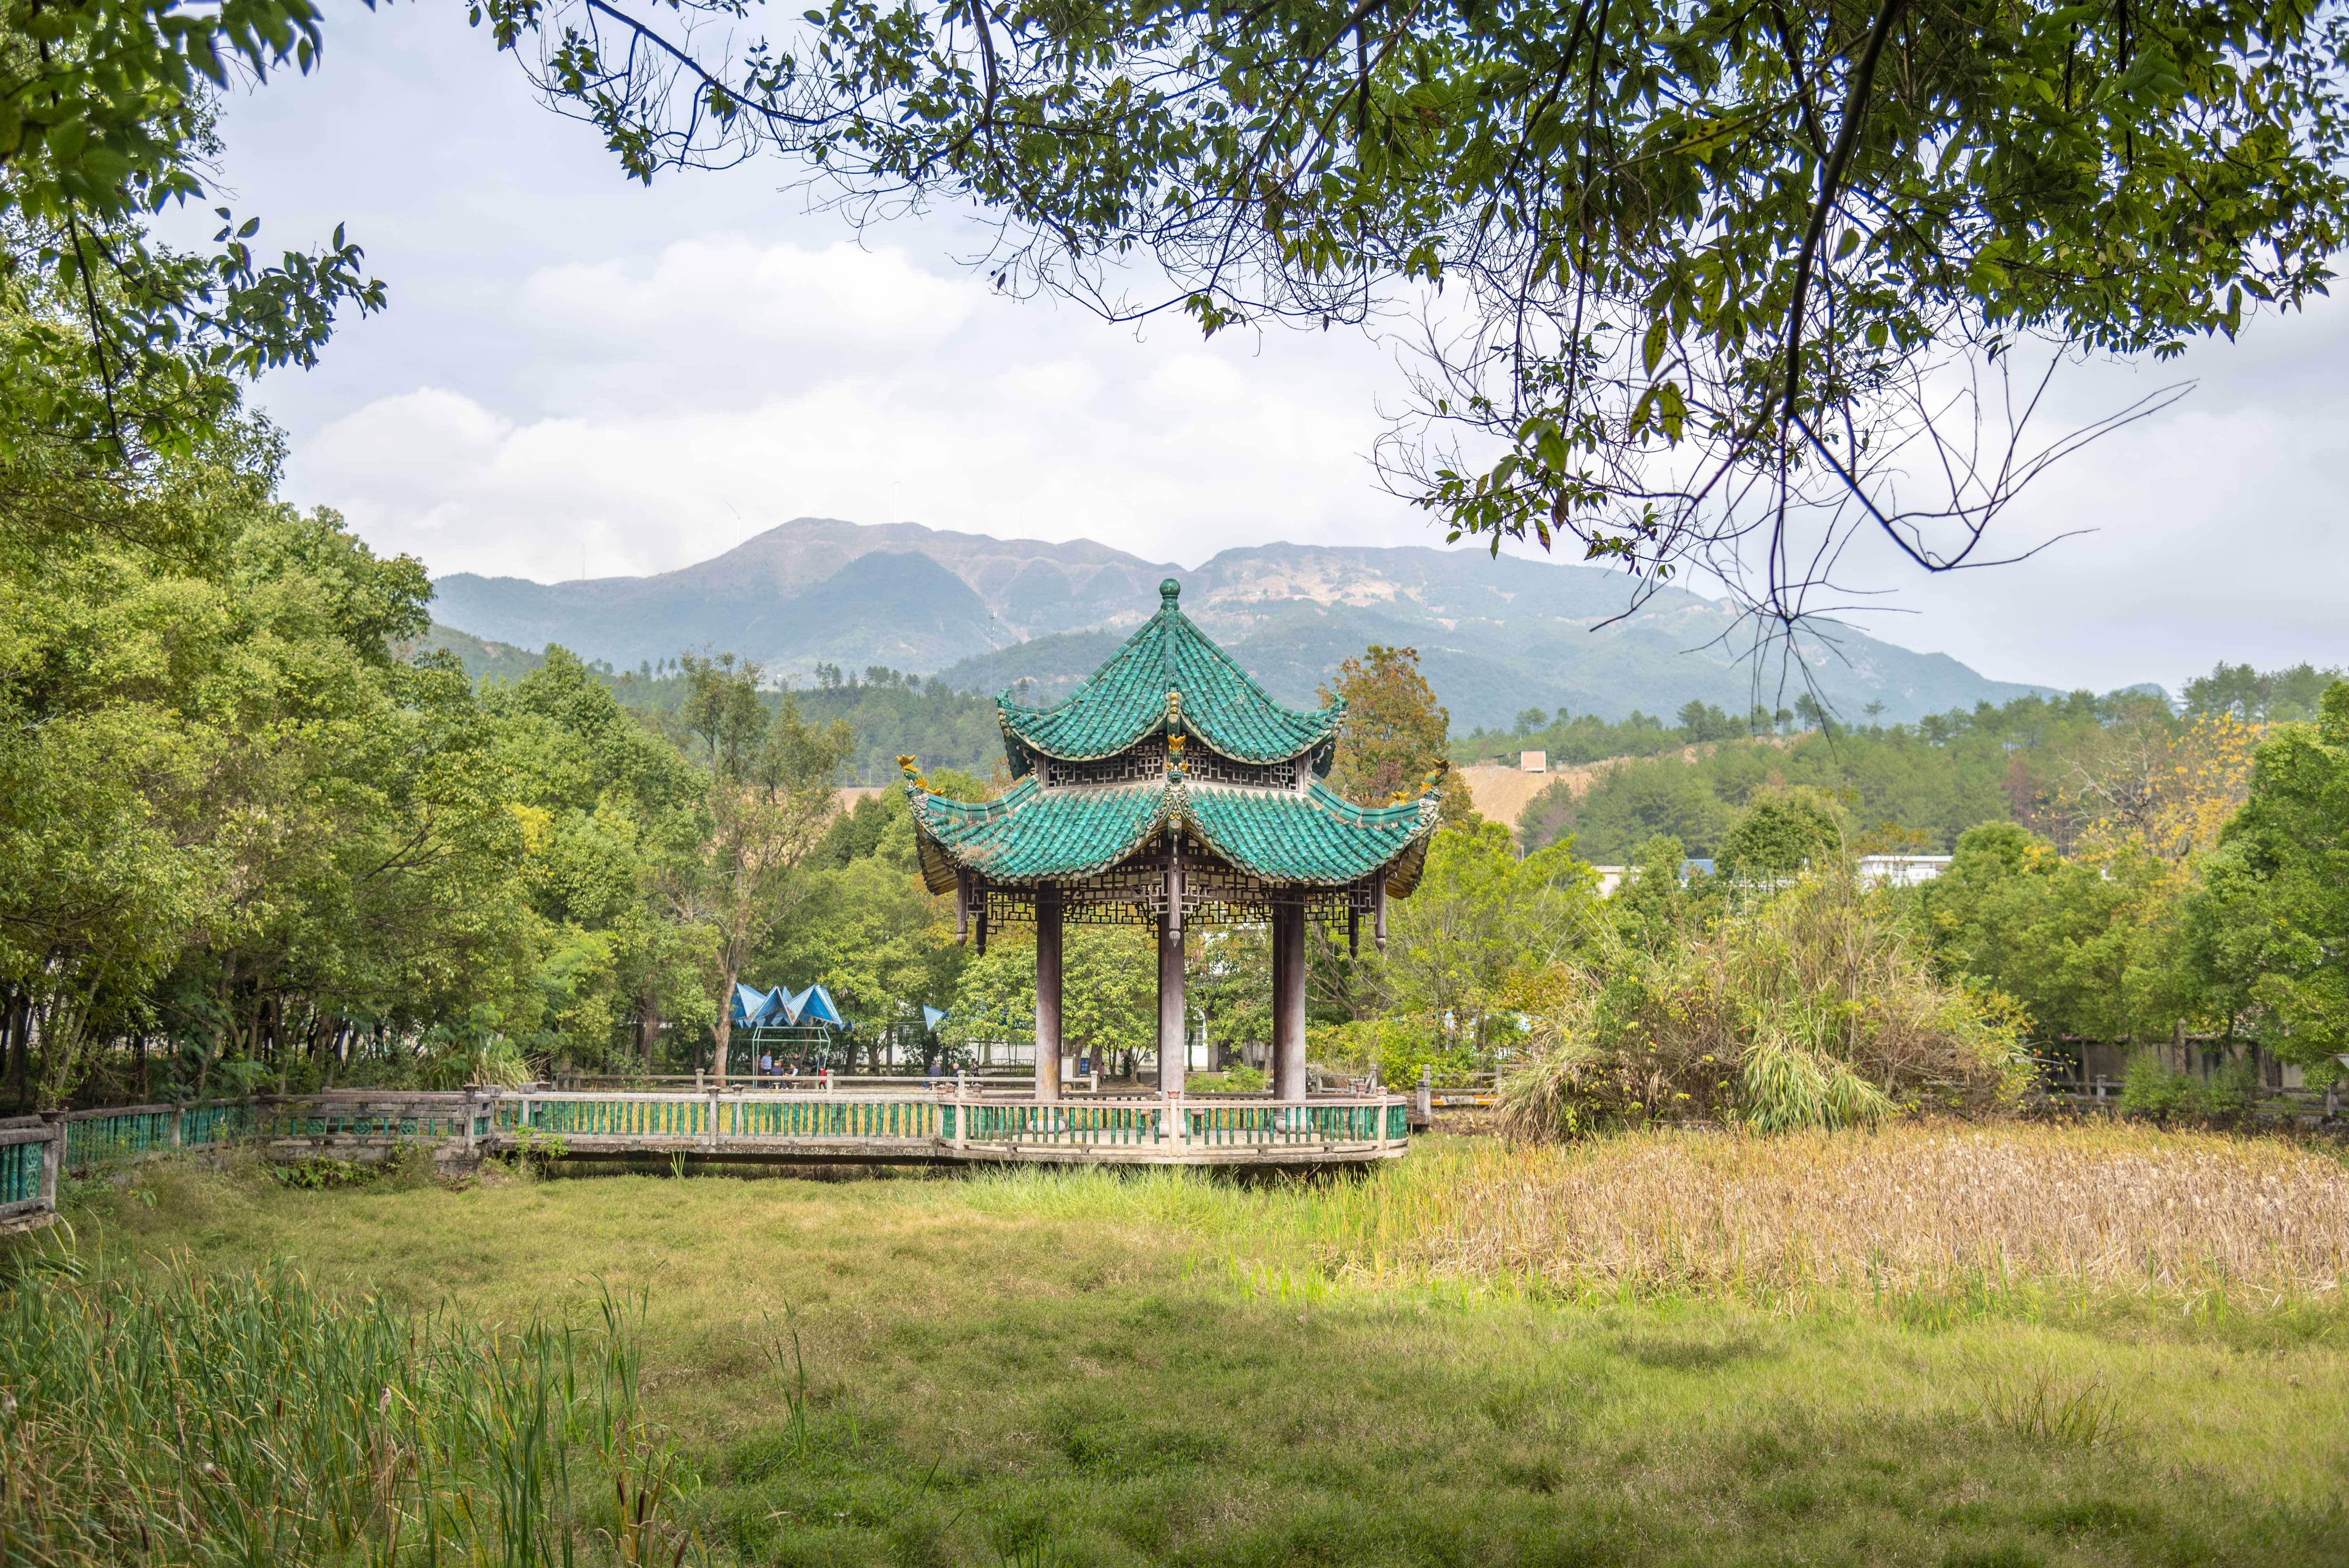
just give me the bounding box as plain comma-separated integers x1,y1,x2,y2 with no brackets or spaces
797,984,846,1028
764,986,801,1025
921,1005,946,1032
731,982,774,1024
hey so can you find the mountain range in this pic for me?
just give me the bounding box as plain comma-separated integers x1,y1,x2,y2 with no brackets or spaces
428,518,2062,729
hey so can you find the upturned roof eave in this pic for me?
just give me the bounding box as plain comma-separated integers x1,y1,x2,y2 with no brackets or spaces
902,771,1445,893
996,698,1343,770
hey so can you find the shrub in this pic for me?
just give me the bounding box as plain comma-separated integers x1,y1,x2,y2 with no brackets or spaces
1313,1016,1483,1089
2119,1050,2193,1120
1502,867,2029,1139
2120,1049,2262,1123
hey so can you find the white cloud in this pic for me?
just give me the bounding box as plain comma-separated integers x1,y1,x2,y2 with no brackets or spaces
292,234,1425,580
514,237,976,411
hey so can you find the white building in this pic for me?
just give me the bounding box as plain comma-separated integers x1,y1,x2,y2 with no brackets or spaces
1855,854,1952,888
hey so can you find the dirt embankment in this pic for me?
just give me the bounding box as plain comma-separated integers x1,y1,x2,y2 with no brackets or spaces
1457,761,1599,831
1461,735,1798,836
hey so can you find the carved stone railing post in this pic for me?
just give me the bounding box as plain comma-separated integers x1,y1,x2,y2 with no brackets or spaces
38,1115,64,1209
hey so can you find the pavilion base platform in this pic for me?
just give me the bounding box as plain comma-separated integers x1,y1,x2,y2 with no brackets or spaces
252,1088,1413,1171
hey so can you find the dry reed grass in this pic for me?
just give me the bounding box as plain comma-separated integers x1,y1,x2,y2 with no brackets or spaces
1285,1122,2349,1306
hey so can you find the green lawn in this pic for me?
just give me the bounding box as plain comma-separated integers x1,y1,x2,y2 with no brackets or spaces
48,1140,2349,1568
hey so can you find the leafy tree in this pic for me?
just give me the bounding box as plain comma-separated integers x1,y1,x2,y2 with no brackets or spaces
1524,760,1731,861
2060,711,2258,864
1517,686,2203,861
1715,788,1844,879
1355,821,1596,1068
1061,927,1158,1071
1674,701,1743,743
1194,925,1271,1065
942,937,1038,1062
1322,643,1473,827
0,428,556,1104
1607,834,1713,954
939,923,1157,1073
481,0,2349,625
2184,683,2349,1072
487,649,713,1075
675,653,853,1083
0,1,383,463
1920,821,2185,1051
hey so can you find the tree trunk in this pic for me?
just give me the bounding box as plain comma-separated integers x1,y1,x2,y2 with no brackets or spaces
5,987,26,1112
712,961,736,1089
639,997,663,1076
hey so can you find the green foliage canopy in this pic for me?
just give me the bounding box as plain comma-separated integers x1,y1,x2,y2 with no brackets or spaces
0,0,383,460
2185,684,2349,1068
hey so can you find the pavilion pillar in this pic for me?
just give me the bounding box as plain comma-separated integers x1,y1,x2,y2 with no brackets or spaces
1271,901,1308,1103
1035,887,1063,1101
1157,915,1186,1094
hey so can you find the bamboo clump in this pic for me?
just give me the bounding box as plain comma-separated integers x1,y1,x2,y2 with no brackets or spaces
1501,867,2027,1139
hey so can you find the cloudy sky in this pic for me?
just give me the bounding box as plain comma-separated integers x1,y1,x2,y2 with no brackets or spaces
186,3,2349,697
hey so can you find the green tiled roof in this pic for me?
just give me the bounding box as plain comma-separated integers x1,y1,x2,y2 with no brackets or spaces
905,775,1438,893
998,579,1343,772
1190,782,1434,886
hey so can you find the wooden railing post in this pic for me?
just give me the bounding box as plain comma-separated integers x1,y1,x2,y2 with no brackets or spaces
1417,1064,1433,1124
169,1103,184,1149
1158,1080,1184,1154
952,1072,969,1151
706,1087,721,1150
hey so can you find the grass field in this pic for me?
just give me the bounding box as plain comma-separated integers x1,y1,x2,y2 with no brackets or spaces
28,1123,2349,1567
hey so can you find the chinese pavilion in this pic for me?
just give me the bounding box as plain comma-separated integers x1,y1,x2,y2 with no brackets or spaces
899,579,1445,1103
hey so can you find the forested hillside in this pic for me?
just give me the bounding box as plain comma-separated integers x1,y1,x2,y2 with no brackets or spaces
1502,675,2338,863
598,659,1007,784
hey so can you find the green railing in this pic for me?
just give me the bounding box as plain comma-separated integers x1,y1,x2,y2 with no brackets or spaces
722,1098,938,1140
260,1107,477,1140
38,1089,1410,1166
64,1108,175,1168
0,1137,42,1206
964,1102,1163,1146
182,1102,255,1147
506,1096,707,1138
1185,1101,1398,1147
57,1101,257,1172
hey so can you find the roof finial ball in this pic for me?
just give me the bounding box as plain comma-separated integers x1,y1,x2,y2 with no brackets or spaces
1159,577,1182,608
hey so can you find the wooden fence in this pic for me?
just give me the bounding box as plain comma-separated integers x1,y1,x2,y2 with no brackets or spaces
2036,1078,2342,1122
